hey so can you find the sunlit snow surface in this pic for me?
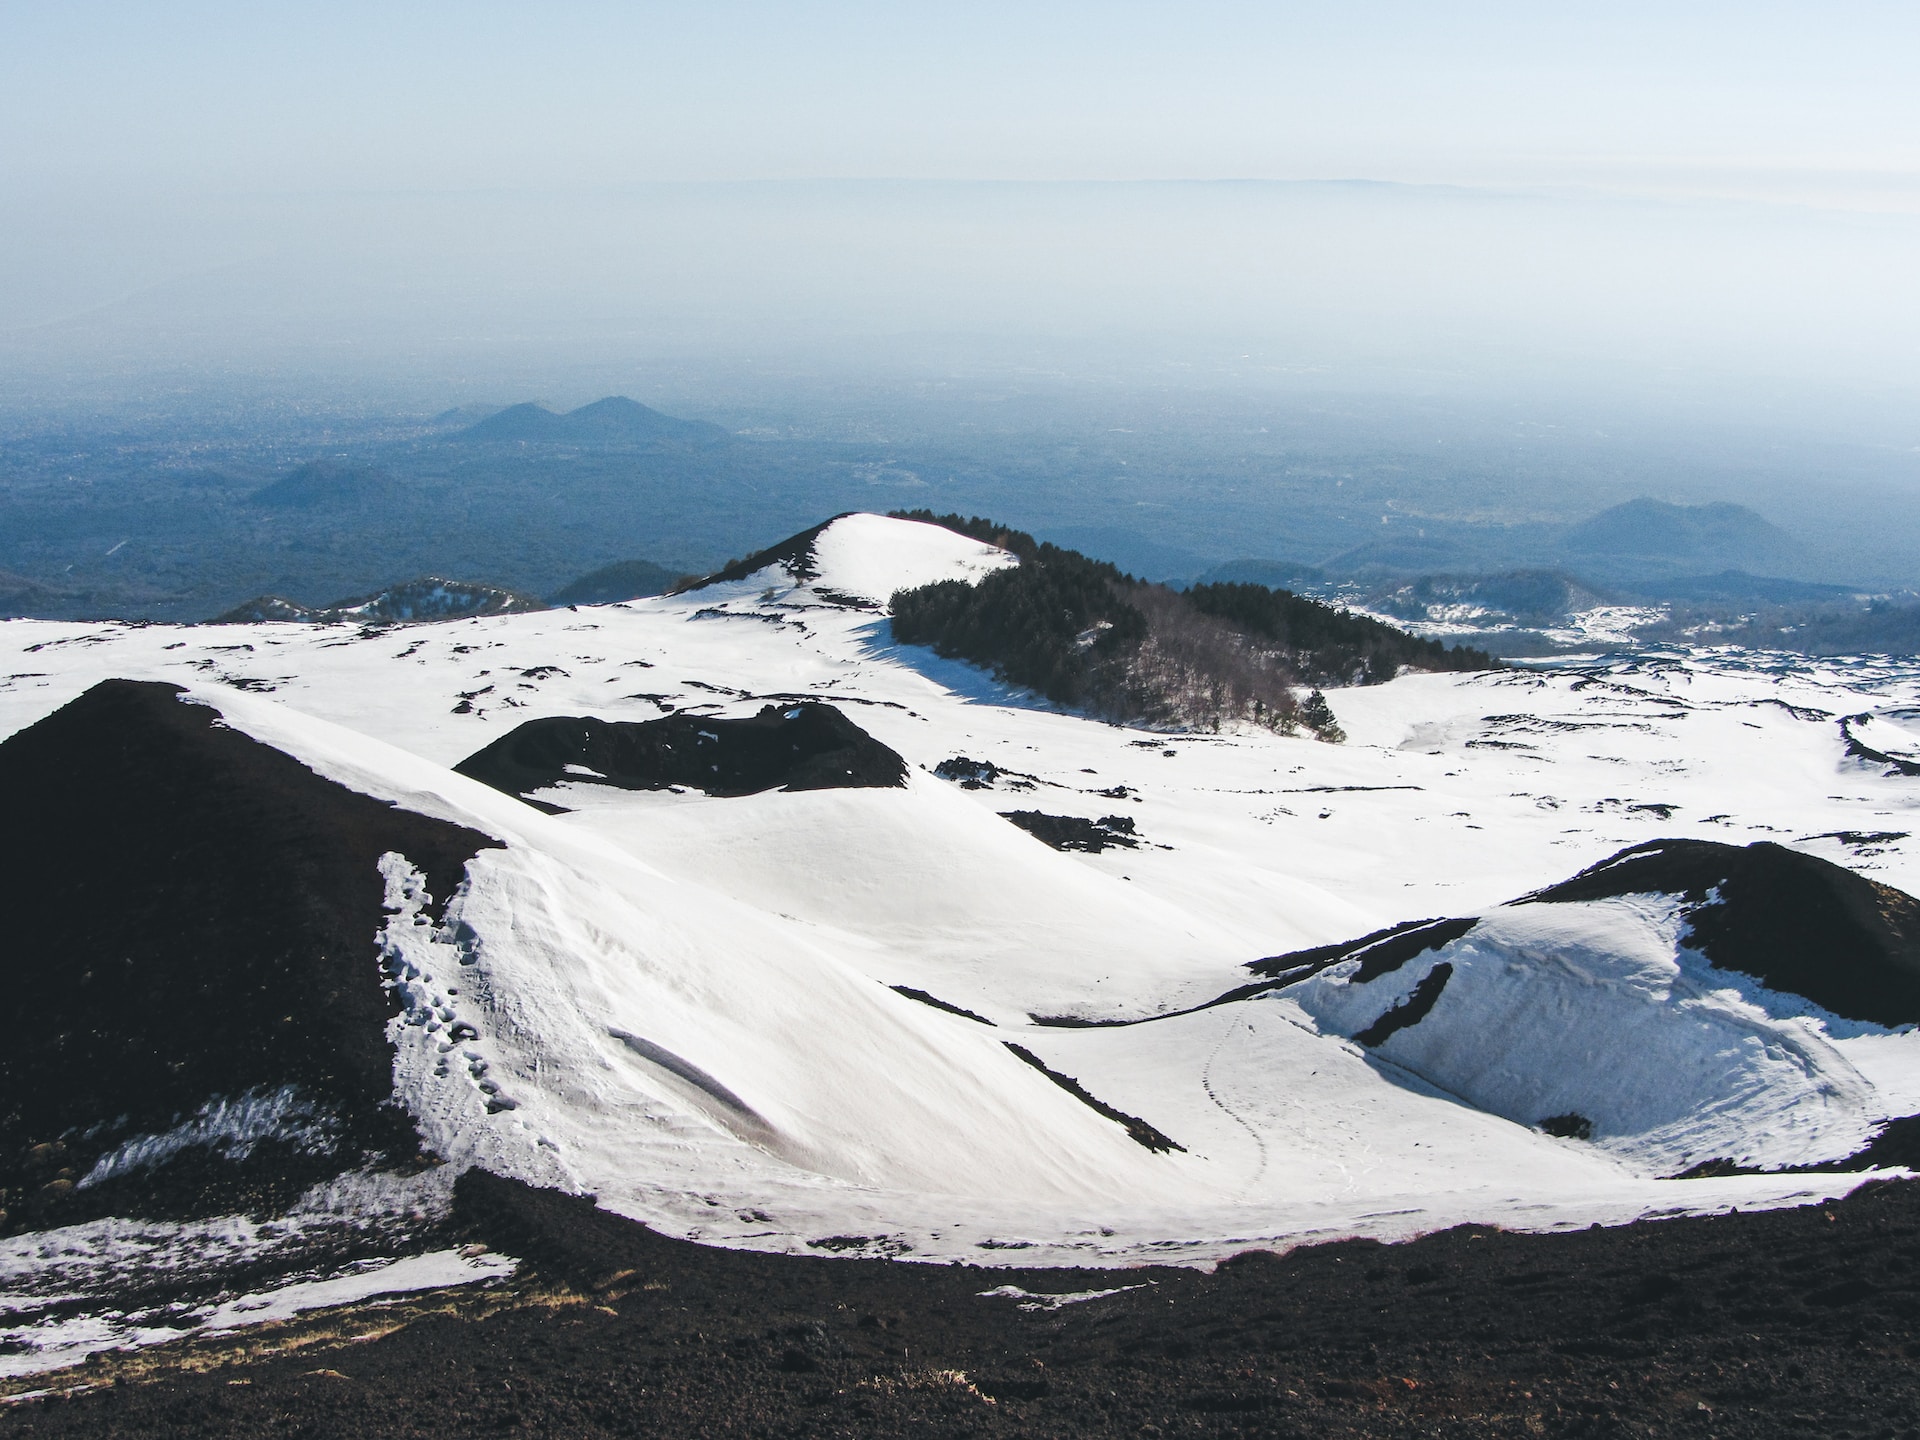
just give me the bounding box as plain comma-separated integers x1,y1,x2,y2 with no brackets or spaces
3,515,1917,1372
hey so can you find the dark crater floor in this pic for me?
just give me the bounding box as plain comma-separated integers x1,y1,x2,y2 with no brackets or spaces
6,1172,1919,1438
453,701,907,809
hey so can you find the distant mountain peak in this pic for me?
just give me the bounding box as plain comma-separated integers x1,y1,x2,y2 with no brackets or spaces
456,396,728,446
246,459,395,510
1563,498,1793,559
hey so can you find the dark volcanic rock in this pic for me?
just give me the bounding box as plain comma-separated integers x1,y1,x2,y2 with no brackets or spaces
452,701,908,807
0,680,498,1230
1841,713,1920,777
1516,838,1920,1025
1000,810,1140,853
9,1170,1918,1437
1003,1044,1184,1152
1351,962,1455,1047
1240,917,1477,989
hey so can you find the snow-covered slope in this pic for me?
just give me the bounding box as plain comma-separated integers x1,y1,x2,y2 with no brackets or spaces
804,510,1018,604
1287,898,1881,1175
688,509,1017,607
3,511,1917,1370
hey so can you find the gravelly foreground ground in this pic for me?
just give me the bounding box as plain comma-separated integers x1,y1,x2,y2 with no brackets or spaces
4,1172,1917,1439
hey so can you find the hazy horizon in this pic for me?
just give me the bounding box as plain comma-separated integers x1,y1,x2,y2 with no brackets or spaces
4,2,1918,602
5,2,1918,417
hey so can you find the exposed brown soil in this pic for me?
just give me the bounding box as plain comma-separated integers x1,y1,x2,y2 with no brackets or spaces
5,1172,1918,1438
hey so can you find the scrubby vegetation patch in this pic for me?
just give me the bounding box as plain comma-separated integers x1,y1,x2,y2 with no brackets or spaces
888,511,1493,734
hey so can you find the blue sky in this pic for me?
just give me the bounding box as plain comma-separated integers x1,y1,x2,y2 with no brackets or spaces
4,1,1916,202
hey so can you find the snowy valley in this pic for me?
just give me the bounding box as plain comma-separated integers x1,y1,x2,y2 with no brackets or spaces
2,512,1918,1381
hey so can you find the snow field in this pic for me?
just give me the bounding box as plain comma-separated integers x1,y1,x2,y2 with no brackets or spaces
2,513,1917,1275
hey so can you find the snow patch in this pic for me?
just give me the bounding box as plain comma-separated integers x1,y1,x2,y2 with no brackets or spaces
804,513,1017,607
78,1087,340,1188
0,1247,512,1380
977,1281,1151,1311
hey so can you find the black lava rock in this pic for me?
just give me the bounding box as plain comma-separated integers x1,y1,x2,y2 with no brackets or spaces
453,701,908,807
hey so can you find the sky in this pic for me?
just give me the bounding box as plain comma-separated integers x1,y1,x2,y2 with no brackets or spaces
1,2,1917,416
5,1,1917,198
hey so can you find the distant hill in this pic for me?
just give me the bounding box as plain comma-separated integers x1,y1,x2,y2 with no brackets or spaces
1317,533,1487,578
212,577,545,625
1621,570,1857,605
1197,558,1330,592
211,595,321,623
1368,570,1610,628
1035,527,1211,585
1775,600,1920,657
458,396,730,447
1562,499,1798,569
0,567,74,612
548,558,685,606
246,460,397,510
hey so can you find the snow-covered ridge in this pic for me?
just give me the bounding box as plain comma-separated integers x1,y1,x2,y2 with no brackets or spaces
689,512,1017,608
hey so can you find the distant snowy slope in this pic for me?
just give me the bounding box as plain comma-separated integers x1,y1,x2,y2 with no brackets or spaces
807,512,1018,605
692,511,1016,606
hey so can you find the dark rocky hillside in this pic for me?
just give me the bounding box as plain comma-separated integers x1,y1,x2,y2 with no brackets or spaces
0,681,498,1234
212,577,545,625
1185,580,1494,685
